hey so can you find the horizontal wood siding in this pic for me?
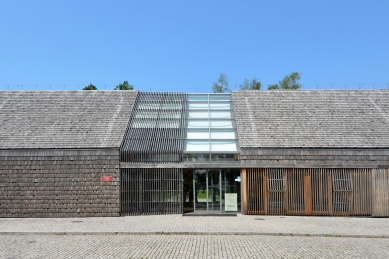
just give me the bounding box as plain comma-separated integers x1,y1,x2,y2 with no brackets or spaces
121,168,183,215
0,149,120,217
241,148,389,168
246,168,375,216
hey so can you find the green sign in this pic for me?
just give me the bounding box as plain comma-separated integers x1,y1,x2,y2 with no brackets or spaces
225,193,237,211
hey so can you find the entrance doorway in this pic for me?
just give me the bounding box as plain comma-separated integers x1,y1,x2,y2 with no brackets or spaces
183,169,241,214
194,169,221,212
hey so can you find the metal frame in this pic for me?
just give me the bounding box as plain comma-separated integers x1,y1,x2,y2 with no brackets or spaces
193,169,223,213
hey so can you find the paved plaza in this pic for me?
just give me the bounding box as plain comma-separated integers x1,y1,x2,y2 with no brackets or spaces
1,234,389,259
1,215,389,258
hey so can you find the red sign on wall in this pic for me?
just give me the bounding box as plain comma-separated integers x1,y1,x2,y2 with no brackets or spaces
101,176,113,182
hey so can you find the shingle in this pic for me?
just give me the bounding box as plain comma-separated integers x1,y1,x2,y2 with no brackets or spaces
231,90,389,148
0,91,138,149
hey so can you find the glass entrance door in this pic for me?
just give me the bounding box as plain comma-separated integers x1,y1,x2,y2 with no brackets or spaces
191,169,241,214
208,170,221,211
193,169,222,213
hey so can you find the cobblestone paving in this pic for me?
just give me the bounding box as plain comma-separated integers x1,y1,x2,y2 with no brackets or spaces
1,234,388,259
1,215,389,237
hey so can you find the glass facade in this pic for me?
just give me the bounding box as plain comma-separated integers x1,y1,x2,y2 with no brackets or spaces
123,92,240,163
184,93,240,162
183,169,241,213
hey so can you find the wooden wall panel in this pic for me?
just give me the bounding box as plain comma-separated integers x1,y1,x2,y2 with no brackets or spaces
246,168,378,217
352,169,371,216
372,169,389,217
0,149,120,218
240,168,248,214
287,169,305,215
246,168,264,215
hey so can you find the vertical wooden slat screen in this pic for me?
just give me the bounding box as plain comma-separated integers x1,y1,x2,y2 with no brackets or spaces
332,169,353,216
352,169,371,216
267,169,286,215
247,168,264,214
246,168,378,216
310,169,330,215
372,169,389,217
287,169,305,215
121,168,183,216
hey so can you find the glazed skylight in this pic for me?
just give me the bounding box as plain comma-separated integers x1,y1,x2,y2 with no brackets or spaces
183,93,240,162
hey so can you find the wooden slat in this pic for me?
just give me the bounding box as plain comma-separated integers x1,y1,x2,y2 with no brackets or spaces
304,171,312,214
241,168,248,214
245,168,380,217
120,168,183,216
372,169,389,217
120,92,187,164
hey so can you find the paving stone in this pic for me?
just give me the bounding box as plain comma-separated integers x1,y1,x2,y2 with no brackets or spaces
1,234,389,259
1,214,389,237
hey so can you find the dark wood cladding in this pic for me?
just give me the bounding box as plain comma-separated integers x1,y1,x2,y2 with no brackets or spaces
246,168,389,217
0,149,120,217
121,168,183,215
241,148,389,168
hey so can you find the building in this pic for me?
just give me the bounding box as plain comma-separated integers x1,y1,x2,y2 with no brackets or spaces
1,90,388,217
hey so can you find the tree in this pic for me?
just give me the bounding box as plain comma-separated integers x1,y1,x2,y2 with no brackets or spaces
212,73,230,93
267,84,280,90
114,81,134,90
239,78,261,90
267,72,302,90
83,84,97,90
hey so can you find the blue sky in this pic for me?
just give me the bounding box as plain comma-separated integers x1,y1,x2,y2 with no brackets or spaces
1,1,388,92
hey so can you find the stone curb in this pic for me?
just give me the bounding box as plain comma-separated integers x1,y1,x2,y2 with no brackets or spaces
1,232,388,238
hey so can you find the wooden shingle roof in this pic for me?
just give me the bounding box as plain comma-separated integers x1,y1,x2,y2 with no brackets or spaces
231,90,389,148
0,91,138,149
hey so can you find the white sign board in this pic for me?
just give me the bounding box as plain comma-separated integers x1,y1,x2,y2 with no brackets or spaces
225,193,238,211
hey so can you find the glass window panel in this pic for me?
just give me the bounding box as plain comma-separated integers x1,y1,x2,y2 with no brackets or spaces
188,95,208,101
210,131,236,139
186,131,210,139
210,141,238,152
185,141,210,151
187,111,209,119
137,103,161,110
210,120,233,128
209,95,231,101
209,102,231,109
161,103,182,110
132,121,157,128
211,154,240,162
210,111,232,119
183,153,210,162
134,111,159,119
157,121,180,128
139,96,163,102
187,120,209,128
188,102,209,109
159,112,181,119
